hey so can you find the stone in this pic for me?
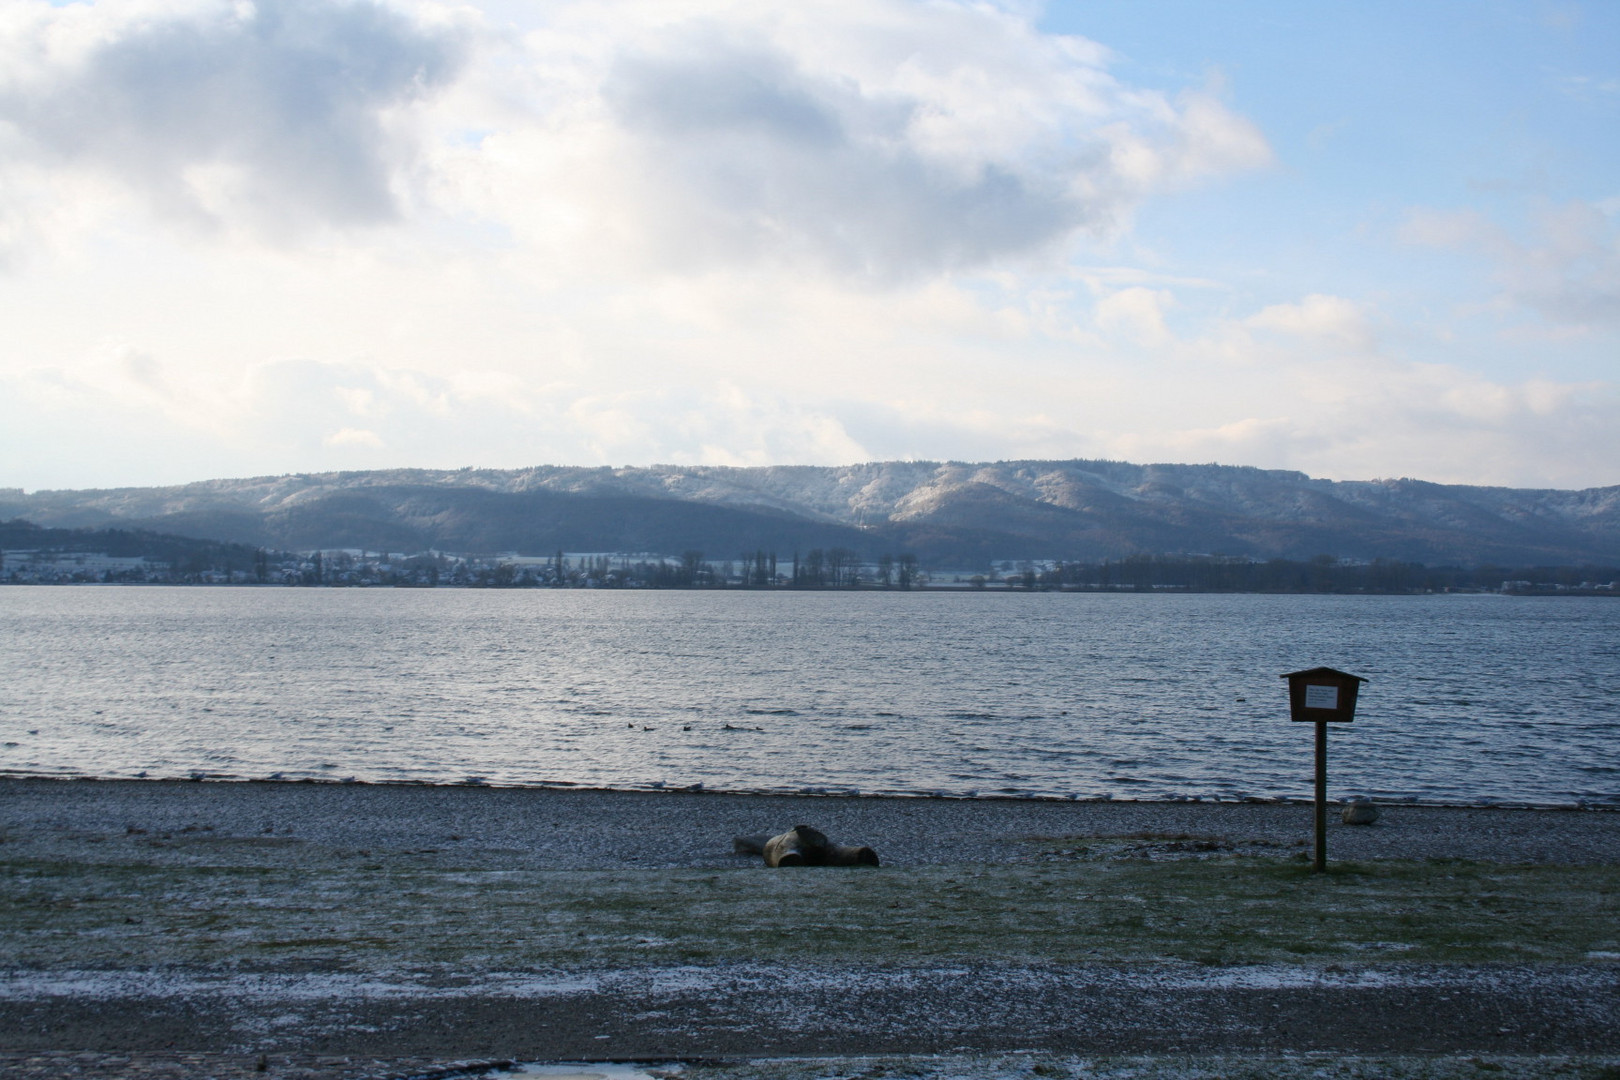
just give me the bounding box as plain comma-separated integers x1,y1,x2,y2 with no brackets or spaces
1341,798,1380,825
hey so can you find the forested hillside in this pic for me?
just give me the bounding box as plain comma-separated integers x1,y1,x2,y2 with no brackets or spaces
3,459,1616,566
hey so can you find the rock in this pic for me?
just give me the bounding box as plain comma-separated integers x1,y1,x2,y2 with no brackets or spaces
734,824,879,867
1341,798,1380,825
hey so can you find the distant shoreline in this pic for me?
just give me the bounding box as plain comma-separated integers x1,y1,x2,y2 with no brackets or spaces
5,579,1618,596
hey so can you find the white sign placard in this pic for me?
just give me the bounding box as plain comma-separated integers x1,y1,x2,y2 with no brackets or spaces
1304,684,1339,710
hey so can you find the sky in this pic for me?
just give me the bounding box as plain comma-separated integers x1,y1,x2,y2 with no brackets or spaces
1,0,1617,492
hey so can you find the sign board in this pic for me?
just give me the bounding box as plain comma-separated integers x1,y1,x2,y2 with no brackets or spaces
1282,666,1366,723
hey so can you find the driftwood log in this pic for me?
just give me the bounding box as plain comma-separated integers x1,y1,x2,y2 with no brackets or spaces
733,824,880,867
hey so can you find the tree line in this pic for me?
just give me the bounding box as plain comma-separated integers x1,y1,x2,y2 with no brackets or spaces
616,548,920,589
6,516,1613,592
991,554,1618,593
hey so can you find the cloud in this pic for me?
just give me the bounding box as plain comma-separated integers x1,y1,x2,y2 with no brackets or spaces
7,315,1617,492
455,2,1272,283
1095,286,1174,345
1556,73,1620,102
1332,372,1618,488
1402,200,1620,330
0,0,468,240
326,426,385,448
1100,358,1619,490
0,0,1270,282
1112,415,1328,471
600,36,1083,279
1400,207,1501,251
1106,88,1274,191
11,1,1612,495
563,381,873,467
1244,294,1374,349
0,350,887,485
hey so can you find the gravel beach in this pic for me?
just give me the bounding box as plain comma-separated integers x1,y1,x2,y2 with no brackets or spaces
3,779,1618,1080
6,777,1619,868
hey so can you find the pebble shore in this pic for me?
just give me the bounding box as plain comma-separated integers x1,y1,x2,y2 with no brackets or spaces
5,777,1618,868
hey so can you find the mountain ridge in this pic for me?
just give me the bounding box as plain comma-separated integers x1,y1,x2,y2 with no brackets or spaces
3,460,1617,566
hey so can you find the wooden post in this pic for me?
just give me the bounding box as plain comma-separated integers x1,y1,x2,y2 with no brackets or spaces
1314,717,1328,873
1281,667,1366,875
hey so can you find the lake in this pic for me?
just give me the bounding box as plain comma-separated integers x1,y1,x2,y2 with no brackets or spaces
1,587,1616,806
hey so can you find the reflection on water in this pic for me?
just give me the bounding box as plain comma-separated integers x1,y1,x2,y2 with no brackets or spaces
1,587,1616,806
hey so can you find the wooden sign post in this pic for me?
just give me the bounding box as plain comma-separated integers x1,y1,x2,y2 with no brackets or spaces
1281,667,1368,872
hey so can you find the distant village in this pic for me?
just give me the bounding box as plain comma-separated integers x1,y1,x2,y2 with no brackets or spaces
0,543,891,588
2,539,1615,595
0,544,935,589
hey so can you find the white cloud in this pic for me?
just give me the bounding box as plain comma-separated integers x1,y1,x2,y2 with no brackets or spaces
1399,207,1501,252
1244,294,1373,350
0,1,1612,495
1402,199,1620,331
1105,89,1273,192
1097,355,1618,490
1110,415,1327,471
1556,73,1620,102
0,0,468,244
0,0,1272,279
1095,286,1174,345
5,322,1617,491
326,426,385,447
424,3,1264,283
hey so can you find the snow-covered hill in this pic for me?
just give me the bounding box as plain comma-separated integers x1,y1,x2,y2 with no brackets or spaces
3,460,1617,565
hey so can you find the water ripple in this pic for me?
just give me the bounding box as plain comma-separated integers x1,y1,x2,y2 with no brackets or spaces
0,589,1617,807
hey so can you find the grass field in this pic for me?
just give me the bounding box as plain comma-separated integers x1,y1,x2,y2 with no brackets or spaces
6,838,1618,971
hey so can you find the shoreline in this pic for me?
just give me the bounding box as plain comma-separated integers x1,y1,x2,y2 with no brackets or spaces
6,775,1620,867
3,772,1615,813
7,579,1619,594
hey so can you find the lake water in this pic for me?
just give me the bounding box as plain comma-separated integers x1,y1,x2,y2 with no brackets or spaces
1,587,1616,807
